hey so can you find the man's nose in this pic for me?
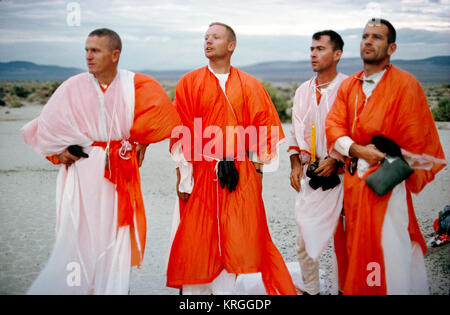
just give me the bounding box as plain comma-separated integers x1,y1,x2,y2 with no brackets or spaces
363,36,373,46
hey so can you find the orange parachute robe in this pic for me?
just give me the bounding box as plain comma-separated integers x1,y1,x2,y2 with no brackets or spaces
46,73,180,267
167,66,297,294
326,65,446,294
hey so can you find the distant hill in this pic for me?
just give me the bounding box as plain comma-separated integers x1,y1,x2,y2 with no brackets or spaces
1,56,449,84
0,61,83,81
239,56,450,84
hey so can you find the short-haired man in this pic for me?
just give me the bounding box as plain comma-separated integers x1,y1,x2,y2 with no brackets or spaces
326,19,446,294
22,28,180,294
166,22,296,295
288,30,347,295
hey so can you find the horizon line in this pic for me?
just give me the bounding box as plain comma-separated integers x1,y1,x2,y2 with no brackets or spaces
1,55,449,73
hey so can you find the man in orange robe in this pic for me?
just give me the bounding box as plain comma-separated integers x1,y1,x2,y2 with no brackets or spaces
167,22,296,295
21,28,180,294
326,19,446,295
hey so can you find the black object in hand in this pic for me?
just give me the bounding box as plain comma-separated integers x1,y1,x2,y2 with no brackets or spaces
306,160,340,191
306,161,324,190
372,135,402,158
68,145,89,158
321,173,341,190
365,135,413,196
217,159,239,192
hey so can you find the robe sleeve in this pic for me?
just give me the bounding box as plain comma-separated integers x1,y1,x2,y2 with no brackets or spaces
21,78,93,157
392,77,446,193
245,76,285,163
129,73,181,144
169,76,195,161
325,80,351,157
287,127,300,155
287,88,301,155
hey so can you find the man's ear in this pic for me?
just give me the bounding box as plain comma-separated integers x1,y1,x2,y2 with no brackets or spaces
228,41,236,53
334,49,342,63
387,42,397,57
112,50,121,63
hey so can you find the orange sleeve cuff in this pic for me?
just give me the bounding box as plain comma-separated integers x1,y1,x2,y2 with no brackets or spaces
46,155,61,165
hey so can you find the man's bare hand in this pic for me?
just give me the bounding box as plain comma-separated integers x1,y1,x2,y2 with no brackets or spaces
290,154,302,192
349,143,385,166
290,165,303,192
315,158,338,177
136,144,148,167
176,168,190,202
56,149,80,166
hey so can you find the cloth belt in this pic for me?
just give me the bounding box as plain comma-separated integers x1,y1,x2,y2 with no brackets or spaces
92,140,141,228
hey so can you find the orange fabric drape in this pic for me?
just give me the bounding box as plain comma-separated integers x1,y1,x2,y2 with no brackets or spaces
167,66,296,294
119,73,180,267
326,65,446,294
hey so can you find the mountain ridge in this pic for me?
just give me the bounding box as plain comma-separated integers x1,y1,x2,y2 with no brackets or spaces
1,56,449,84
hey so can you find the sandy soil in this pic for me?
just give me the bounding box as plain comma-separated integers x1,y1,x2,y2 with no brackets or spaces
0,104,448,295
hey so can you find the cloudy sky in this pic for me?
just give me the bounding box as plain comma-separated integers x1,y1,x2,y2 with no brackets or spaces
0,0,449,71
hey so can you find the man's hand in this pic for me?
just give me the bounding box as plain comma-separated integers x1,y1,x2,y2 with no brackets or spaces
56,149,80,166
290,154,302,192
136,143,148,167
176,168,190,202
315,158,338,177
349,143,386,166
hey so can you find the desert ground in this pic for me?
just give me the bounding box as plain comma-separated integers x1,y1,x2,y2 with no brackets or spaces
0,103,448,295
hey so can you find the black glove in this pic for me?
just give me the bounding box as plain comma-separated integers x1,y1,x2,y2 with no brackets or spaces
321,173,341,190
306,161,324,190
306,159,341,191
372,135,402,158
217,159,239,192
68,145,89,158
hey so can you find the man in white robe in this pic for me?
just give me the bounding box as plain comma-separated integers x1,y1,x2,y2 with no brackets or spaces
21,28,179,294
288,30,347,295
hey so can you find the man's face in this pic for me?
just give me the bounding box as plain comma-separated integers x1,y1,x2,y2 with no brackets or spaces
360,24,395,64
85,36,119,76
310,35,341,73
204,25,235,60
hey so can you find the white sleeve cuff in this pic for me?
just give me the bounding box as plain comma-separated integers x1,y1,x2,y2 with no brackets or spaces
249,151,264,164
178,163,194,193
334,136,354,157
171,143,194,193
287,150,300,157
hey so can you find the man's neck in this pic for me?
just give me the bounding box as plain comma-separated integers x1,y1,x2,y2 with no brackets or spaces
208,59,231,74
363,59,389,77
316,68,338,88
95,68,118,86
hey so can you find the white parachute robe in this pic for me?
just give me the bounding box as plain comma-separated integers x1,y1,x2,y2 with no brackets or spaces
21,70,137,295
288,74,347,261
284,74,348,293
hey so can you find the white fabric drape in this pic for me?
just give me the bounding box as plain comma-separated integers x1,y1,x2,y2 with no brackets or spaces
24,70,136,295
